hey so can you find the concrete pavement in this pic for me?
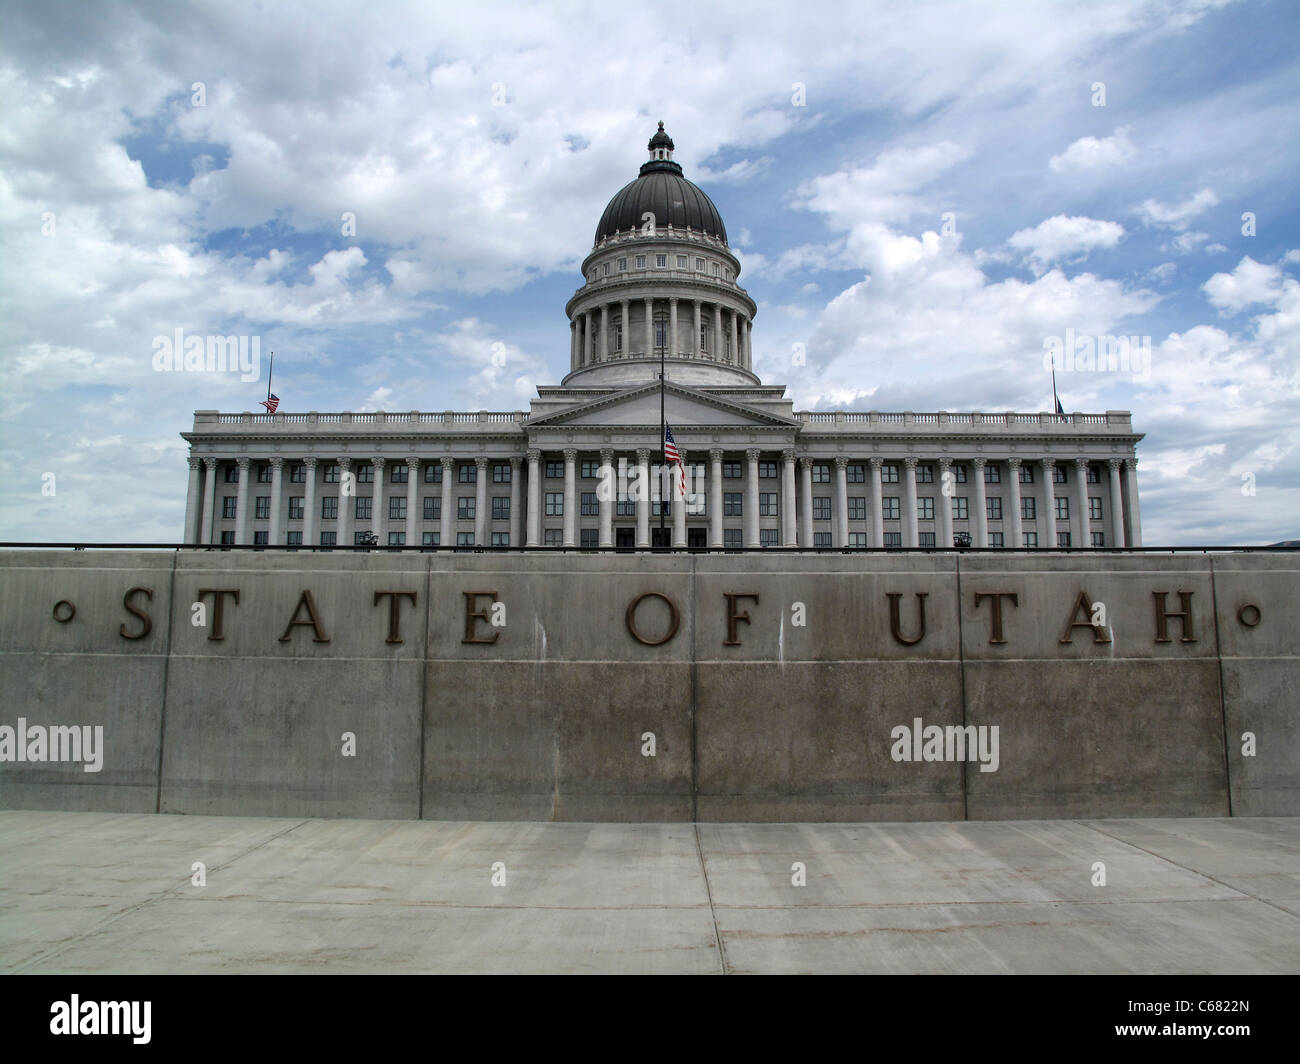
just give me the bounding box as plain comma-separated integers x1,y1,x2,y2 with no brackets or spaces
1,811,1297,974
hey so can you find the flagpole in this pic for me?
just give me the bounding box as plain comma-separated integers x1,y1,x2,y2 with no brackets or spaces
267,351,274,402
1051,362,1060,420
659,333,666,545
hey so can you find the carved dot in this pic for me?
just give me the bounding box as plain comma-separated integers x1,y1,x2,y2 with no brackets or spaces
1237,603,1261,628
52,600,76,623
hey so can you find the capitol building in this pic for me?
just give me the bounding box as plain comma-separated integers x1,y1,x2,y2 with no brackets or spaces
182,123,1145,551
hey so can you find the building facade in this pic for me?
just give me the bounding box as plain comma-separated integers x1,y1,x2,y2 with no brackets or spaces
182,124,1145,550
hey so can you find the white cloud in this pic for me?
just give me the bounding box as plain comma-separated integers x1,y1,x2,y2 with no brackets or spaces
1202,256,1287,313
1136,188,1219,228
1007,215,1125,269
1048,127,1136,173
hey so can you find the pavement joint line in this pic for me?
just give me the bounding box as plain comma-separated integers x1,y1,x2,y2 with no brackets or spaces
1079,820,1300,923
694,824,728,975
8,818,311,975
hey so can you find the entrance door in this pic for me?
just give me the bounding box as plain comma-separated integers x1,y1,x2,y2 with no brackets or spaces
615,527,634,549
687,528,707,548
651,527,671,547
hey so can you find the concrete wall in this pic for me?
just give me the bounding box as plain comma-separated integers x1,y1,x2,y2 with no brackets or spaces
0,550,1294,821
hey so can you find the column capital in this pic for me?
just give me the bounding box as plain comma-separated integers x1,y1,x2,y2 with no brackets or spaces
782,449,796,463
338,455,352,470
203,456,218,471
509,455,522,469
1125,457,1138,471
835,455,849,470
709,448,724,462
525,449,541,464
562,448,578,462
407,456,421,470
971,456,986,469
599,448,614,462
1074,456,1090,470
269,456,284,469
302,456,318,469
799,456,814,470
868,456,883,470
474,456,488,470
669,296,678,305
903,456,918,470
745,448,761,462
1041,456,1055,467
1108,456,1123,470
1006,456,1021,469
442,455,457,470
372,456,386,468
236,456,250,470
938,456,952,469
189,456,203,471
635,448,650,463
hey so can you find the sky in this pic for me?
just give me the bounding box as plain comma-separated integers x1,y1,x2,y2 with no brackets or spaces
1,0,1297,545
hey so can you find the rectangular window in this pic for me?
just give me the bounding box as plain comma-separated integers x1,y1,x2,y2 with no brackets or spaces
1091,531,1105,547
580,460,600,479
458,464,476,483
987,497,1002,521
389,497,406,521
1021,497,1036,521
758,461,777,478
458,532,476,546
253,530,268,545
848,497,866,521
603,262,610,275
256,464,272,483
494,532,511,547
492,463,511,483
255,496,270,520
656,254,667,267
422,531,439,546
459,497,476,520
813,497,832,521
723,492,743,516
353,463,369,483
1053,465,1067,484
883,532,901,549
388,532,405,546
722,461,741,478
353,532,368,546
917,465,934,483
814,532,832,548
881,464,899,484
286,531,302,546
224,466,239,483
688,490,706,516
618,258,627,271
1055,497,1070,521
544,529,563,546
954,465,967,483
1057,531,1072,548
355,497,372,521
989,532,1004,548
848,532,867,549
493,497,511,520
545,461,564,478
424,497,440,521
1024,531,1038,549
391,464,408,483
319,531,336,547
288,497,304,520
918,497,935,521
847,464,865,483
635,255,646,268
289,463,306,483
812,463,832,483
1089,497,1103,520
616,499,635,517
652,499,670,517
425,463,442,483
920,532,936,548
676,255,687,268
218,530,235,545
759,492,778,517
580,529,598,548
222,497,236,519
580,492,598,516
1087,465,1101,484
984,463,1001,483
953,497,969,521
696,258,705,271
723,529,743,549
545,492,563,516
712,262,720,276
1019,464,1034,484
882,497,900,520
321,497,338,520
759,529,779,546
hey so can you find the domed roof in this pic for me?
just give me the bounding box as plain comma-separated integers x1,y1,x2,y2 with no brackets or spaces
593,123,728,245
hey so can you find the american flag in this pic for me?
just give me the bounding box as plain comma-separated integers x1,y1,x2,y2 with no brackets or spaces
663,424,686,498
260,393,280,413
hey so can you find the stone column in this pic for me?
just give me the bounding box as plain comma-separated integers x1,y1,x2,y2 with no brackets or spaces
471,457,487,545
371,458,387,544
302,457,318,547
937,457,953,548
693,300,702,357
1124,457,1143,547
1041,459,1057,548
200,457,218,544
599,448,614,547
234,457,251,544
406,457,420,545
441,457,455,548
800,457,815,547
1108,458,1126,548
335,457,352,547
598,305,608,362
745,448,761,547
869,457,884,548
584,311,593,364
714,304,723,361
709,448,724,547
1006,457,1023,548
902,457,918,548
509,457,522,547
781,449,797,546
526,450,541,547
570,319,577,367
266,457,284,546
672,459,686,548
635,448,650,547
1073,458,1091,549
746,318,753,370
183,457,202,543
562,449,577,547
669,298,679,357
971,457,988,548
644,298,654,357
834,456,849,548
620,299,629,357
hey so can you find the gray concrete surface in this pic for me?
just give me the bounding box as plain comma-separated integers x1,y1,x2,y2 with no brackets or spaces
1,550,1296,820
1,811,1297,974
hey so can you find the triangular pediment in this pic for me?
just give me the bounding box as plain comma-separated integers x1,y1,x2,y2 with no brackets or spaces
525,381,798,429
